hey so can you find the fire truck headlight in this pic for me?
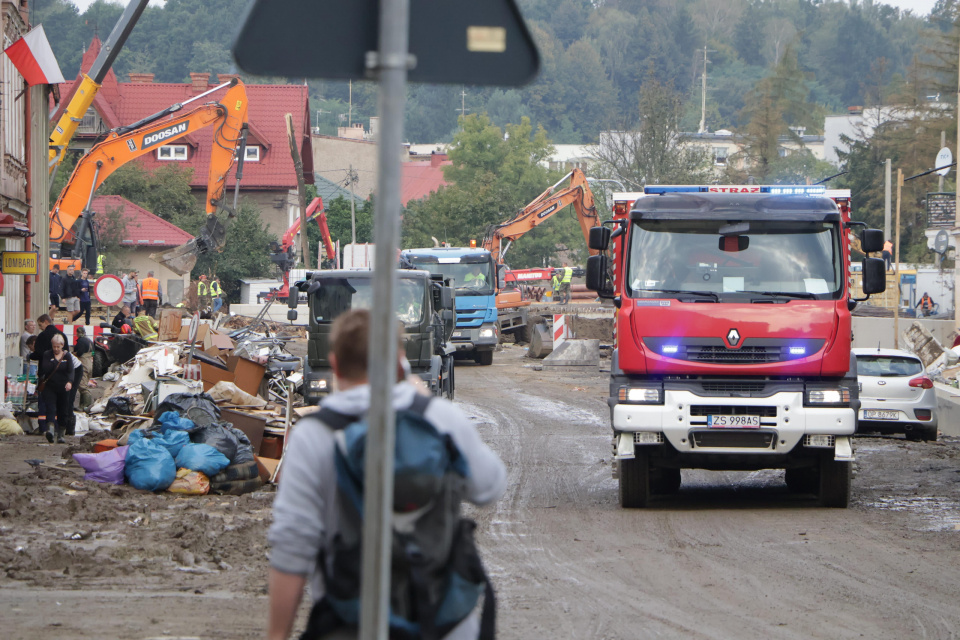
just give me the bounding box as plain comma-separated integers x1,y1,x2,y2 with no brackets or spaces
804,387,850,406
618,385,663,404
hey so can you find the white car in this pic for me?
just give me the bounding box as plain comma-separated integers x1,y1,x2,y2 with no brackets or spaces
853,348,938,441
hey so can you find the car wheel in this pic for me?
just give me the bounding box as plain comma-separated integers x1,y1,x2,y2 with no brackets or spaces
907,425,938,442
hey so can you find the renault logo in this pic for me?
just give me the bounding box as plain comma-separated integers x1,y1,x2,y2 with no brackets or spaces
727,328,741,346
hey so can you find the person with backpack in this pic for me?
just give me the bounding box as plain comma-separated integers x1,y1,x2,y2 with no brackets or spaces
267,309,506,640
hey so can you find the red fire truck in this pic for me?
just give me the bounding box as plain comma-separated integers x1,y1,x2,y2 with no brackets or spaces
585,185,886,508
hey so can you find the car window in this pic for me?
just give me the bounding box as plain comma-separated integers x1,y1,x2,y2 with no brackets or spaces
856,355,923,377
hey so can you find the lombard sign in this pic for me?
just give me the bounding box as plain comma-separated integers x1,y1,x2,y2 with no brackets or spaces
1,251,38,275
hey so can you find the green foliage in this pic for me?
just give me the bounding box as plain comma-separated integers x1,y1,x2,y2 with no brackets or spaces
98,163,201,232
402,114,583,268
304,196,374,267
95,203,131,274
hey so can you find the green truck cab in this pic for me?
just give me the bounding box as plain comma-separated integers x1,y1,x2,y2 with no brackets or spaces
289,269,457,404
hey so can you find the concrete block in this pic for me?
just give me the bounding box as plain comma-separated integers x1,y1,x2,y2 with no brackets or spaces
542,339,600,367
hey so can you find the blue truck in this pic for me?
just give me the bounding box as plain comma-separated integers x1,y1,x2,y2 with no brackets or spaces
401,247,514,366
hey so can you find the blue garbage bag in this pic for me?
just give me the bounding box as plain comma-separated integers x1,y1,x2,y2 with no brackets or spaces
175,443,230,476
125,430,176,491
152,430,190,458
157,411,197,432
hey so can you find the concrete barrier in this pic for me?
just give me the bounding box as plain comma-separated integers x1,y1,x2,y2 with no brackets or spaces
935,383,960,437
542,339,600,367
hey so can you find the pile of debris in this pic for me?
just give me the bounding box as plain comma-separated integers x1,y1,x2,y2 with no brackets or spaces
902,321,960,386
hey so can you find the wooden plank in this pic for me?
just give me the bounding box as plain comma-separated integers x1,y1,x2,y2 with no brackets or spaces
157,308,184,342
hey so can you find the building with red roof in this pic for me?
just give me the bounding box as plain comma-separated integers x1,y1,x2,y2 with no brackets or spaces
90,195,194,303
53,37,313,237
400,153,451,206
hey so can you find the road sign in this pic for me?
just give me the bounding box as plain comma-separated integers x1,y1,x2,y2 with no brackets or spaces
1,251,38,275
936,229,950,254
93,275,124,306
936,147,953,176
232,0,539,86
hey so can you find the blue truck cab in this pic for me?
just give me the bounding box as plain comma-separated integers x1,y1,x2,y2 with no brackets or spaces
401,247,498,366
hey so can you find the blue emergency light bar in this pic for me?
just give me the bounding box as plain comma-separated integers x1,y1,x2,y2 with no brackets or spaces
644,185,827,196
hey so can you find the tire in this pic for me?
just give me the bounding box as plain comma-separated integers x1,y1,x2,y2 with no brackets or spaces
818,453,851,508
209,476,263,495
445,357,455,401
785,467,818,494
477,350,494,366
210,461,259,484
906,425,938,442
651,467,681,494
618,450,650,508
92,349,108,378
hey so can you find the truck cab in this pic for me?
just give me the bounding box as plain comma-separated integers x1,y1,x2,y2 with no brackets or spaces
401,248,500,365
290,269,457,404
586,185,886,508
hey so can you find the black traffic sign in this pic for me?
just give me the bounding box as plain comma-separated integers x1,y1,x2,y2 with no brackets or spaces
232,0,540,86
935,229,949,254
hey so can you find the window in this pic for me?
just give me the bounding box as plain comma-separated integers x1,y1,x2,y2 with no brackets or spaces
2,38,25,164
713,147,727,166
78,109,103,134
244,146,260,162
157,145,188,161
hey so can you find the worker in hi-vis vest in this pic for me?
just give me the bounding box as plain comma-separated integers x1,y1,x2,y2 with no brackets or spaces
196,274,211,310
210,278,224,313
139,270,162,318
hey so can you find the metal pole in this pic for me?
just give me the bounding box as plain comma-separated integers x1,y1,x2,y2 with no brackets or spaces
359,0,409,635
940,131,946,193
884,158,891,242
955,33,960,330
349,164,357,245
894,168,902,348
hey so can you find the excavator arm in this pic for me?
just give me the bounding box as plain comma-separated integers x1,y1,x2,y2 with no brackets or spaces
50,79,248,272
267,197,335,301
482,168,600,264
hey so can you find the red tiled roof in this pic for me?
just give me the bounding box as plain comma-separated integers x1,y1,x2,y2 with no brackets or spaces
401,160,451,206
53,39,313,191
90,195,194,248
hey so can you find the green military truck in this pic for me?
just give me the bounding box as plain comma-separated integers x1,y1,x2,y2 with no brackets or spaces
289,269,457,404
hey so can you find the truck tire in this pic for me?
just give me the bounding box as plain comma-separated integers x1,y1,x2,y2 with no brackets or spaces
92,349,109,378
618,450,650,508
445,357,455,400
785,467,818,494
476,350,494,366
818,453,851,508
651,467,681,494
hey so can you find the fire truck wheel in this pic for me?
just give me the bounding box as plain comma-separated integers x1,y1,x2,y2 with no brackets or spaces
651,467,681,494
618,450,650,508
818,453,851,508
785,467,818,494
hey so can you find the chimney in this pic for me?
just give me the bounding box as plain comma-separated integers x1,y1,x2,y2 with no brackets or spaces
430,152,448,168
128,72,154,83
847,105,863,115
216,73,239,85
189,72,210,94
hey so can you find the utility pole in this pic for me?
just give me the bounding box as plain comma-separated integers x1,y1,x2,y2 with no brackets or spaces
940,130,947,192
698,46,709,134
894,168,903,348
458,87,470,118
348,79,353,127
346,164,358,245
884,159,891,241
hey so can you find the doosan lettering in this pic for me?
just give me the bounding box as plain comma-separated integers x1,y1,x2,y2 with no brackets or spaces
142,122,189,149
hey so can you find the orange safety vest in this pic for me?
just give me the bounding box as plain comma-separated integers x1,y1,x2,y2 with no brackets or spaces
921,295,933,310
141,277,160,301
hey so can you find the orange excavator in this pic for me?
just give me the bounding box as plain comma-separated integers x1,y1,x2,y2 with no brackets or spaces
481,167,601,308
49,78,249,275
265,196,335,301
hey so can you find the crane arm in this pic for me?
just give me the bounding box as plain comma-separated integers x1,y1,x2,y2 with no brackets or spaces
279,196,335,260
50,80,248,244
483,168,600,264
48,0,151,176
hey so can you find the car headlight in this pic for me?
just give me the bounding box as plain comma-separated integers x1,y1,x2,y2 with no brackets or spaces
479,328,495,338
309,379,328,390
804,387,850,406
618,385,663,404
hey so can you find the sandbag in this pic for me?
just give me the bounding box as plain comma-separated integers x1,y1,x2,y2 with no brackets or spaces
209,476,263,495
155,393,220,425
175,443,230,476
125,431,176,491
229,427,255,464
167,468,210,495
73,446,129,484
207,381,267,408
190,422,239,462
0,417,24,436
210,460,259,483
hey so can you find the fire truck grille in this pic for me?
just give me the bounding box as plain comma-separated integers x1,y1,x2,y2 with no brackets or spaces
700,381,768,394
687,345,781,363
691,431,775,449
689,405,778,417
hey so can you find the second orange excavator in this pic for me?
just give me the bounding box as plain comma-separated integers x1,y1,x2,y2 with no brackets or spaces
49,78,249,274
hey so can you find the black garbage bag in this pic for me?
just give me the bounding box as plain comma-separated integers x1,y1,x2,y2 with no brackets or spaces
190,422,239,462
155,393,221,426
104,396,134,417
230,427,255,464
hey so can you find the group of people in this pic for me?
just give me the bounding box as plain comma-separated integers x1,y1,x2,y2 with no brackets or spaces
121,269,165,318
20,314,93,443
49,264,93,324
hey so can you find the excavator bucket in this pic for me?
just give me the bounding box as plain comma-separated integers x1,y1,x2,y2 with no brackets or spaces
152,216,227,276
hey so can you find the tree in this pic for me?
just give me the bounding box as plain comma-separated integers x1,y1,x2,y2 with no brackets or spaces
591,77,713,188
402,114,584,268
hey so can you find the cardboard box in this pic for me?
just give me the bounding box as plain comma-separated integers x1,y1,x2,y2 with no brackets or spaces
158,308,184,341
256,456,281,483
200,355,265,397
179,323,213,350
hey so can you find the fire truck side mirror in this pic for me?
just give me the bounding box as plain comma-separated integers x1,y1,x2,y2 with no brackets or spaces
440,286,454,310
588,226,610,251
860,229,884,254
287,309,298,322
861,257,886,295
586,255,612,296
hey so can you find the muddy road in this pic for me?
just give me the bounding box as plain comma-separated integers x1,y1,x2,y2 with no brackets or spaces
3,342,960,638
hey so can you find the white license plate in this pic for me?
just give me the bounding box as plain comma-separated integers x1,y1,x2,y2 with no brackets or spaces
863,409,899,420
708,415,760,428
452,331,462,338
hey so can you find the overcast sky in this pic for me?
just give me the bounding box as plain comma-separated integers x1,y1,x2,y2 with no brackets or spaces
66,0,940,15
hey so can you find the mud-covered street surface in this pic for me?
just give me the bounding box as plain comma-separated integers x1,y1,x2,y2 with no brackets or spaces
3,342,960,638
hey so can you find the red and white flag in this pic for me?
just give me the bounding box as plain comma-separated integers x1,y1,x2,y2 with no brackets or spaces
3,25,65,86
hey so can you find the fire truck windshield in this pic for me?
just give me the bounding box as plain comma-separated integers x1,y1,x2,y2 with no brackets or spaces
627,219,841,300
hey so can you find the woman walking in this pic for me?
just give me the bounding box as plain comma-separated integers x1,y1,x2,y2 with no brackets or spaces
38,334,74,443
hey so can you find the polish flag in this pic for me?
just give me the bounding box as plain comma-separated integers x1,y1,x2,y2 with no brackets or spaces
3,25,65,87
